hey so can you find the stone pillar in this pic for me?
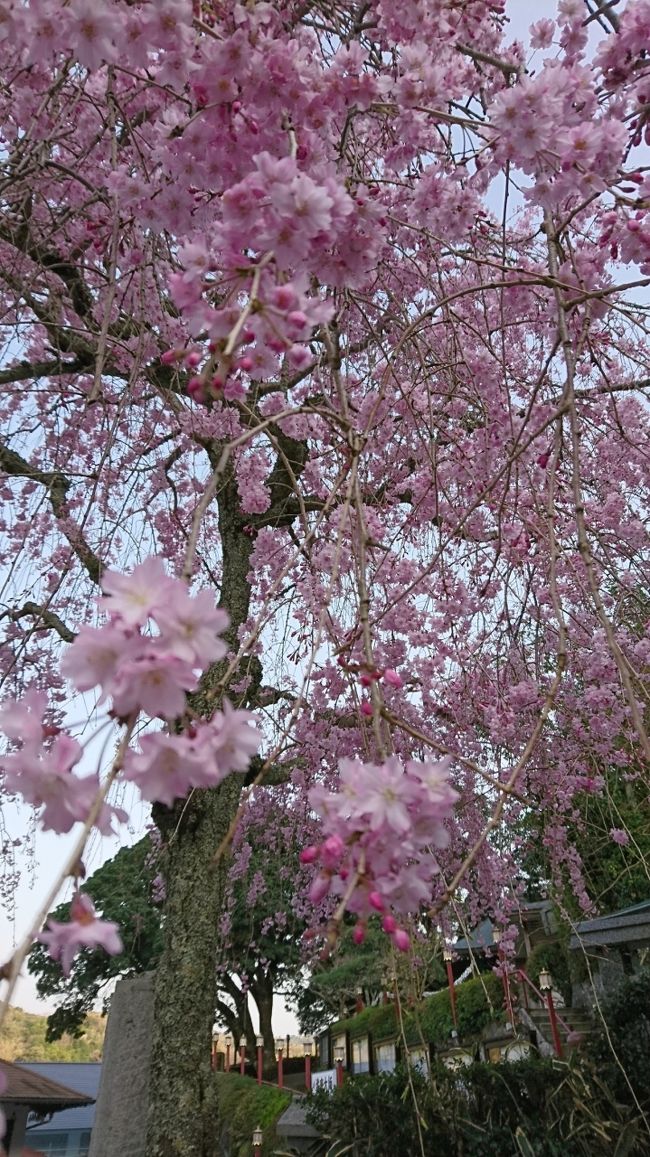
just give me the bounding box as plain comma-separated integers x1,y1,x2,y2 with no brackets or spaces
7,1106,28,1156
89,972,155,1157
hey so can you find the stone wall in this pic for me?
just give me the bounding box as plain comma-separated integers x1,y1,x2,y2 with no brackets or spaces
89,972,154,1157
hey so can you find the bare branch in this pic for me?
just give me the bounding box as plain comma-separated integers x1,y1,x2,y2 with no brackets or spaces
0,440,104,585
4,601,75,643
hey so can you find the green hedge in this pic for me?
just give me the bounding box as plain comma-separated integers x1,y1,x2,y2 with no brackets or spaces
330,973,504,1049
214,1072,291,1156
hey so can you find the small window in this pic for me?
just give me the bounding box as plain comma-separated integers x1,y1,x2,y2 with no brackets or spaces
375,1041,396,1072
351,1037,370,1074
28,1132,70,1156
408,1046,429,1073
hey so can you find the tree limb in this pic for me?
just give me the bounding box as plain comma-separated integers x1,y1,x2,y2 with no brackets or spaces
4,601,75,643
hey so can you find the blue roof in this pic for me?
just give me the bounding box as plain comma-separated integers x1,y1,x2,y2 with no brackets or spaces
18,1063,101,1133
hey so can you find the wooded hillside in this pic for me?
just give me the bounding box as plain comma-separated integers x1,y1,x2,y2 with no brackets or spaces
0,1007,104,1062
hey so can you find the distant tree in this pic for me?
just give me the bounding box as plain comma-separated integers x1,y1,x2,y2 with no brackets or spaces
27,837,163,1041
293,922,446,1036
28,809,310,1054
215,796,311,1058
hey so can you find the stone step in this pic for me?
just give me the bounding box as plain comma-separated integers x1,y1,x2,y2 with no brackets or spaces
524,1007,592,1048
526,1009,592,1031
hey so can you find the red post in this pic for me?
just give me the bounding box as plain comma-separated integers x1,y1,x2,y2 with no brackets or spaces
305,1052,312,1091
443,951,458,1030
256,1036,263,1086
225,1040,231,1072
276,1045,284,1089
336,1059,344,1088
239,1037,247,1076
545,989,564,1059
502,967,515,1028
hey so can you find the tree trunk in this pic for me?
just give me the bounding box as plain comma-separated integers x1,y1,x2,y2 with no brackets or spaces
146,775,242,1157
251,973,276,1064
220,973,256,1051
146,463,259,1157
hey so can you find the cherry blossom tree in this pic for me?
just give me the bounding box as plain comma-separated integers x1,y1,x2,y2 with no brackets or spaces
1,0,650,1154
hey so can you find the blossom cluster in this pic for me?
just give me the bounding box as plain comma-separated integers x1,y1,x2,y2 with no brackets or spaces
0,558,261,975
62,556,230,719
0,692,126,835
301,756,458,951
0,0,194,79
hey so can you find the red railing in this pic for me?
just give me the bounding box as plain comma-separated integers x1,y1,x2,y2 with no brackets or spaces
517,969,572,1057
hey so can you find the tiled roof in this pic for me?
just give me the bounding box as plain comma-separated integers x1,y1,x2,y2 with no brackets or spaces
18,1063,100,1132
0,1059,94,1109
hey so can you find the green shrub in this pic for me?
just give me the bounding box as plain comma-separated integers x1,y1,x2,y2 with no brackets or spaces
306,1057,645,1157
214,1072,291,1156
586,967,650,1108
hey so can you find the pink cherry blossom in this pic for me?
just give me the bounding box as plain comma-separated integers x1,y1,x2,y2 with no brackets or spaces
609,828,630,846
305,756,457,942
67,0,117,71
110,647,198,721
40,892,123,976
0,690,49,746
123,731,210,807
199,700,262,776
99,558,178,628
530,19,555,49
155,588,229,667
61,624,138,697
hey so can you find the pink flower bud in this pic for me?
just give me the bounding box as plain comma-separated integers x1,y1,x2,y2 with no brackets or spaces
187,377,205,402
300,845,319,865
309,873,331,904
287,310,308,330
353,923,366,945
287,344,311,369
383,669,403,689
161,349,180,365
273,286,298,311
382,915,397,934
392,928,410,953
185,351,201,368
322,835,344,868
360,701,373,717
369,891,384,912
360,673,373,687
237,356,254,372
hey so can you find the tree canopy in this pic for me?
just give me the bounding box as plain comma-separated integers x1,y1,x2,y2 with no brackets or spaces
1,2,650,1154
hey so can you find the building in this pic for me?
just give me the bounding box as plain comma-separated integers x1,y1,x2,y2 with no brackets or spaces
0,1059,93,1157
17,1064,101,1157
569,899,650,1006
